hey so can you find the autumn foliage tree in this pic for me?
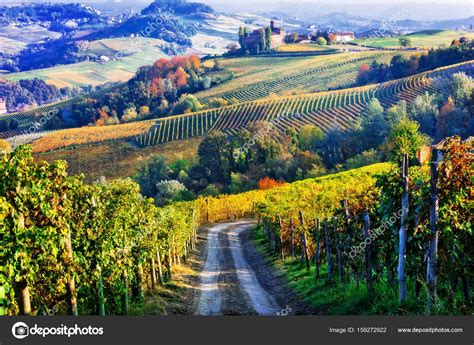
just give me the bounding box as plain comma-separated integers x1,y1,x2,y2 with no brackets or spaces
258,177,287,190
70,55,211,126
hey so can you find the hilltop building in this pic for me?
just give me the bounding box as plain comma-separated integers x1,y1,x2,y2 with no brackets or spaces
242,21,286,53
334,31,355,43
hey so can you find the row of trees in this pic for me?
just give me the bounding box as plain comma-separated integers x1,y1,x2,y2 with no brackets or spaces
357,38,474,85
1,146,198,315
238,26,273,54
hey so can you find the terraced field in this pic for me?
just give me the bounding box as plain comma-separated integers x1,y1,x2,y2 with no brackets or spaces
196,51,405,103
30,60,473,153
32,120,156,153
137,60,473,146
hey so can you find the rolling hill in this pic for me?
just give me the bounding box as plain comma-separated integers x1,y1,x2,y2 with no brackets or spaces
28,60,473,153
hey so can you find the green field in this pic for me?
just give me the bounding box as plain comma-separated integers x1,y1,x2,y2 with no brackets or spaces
2,37,170,88
354,30,474,49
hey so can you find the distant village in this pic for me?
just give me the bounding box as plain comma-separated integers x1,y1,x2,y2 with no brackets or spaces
238,20,355,53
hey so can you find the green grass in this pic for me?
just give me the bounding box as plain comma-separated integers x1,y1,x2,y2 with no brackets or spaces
252,225,472,315
354,30,474,49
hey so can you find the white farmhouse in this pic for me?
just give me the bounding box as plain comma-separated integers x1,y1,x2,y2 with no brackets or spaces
335,31,355,43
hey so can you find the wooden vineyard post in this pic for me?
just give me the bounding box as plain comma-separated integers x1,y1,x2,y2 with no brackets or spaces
15,279,31,315
183,242,187,263
156,248,164,285
398,153,409,303
150,256,157,289
289,217,295,259
65,228,78,315
97,265,105,316
362,210,373,294
341,199,355,279
122,270,129,315
166,248,173,280
278,216,284,260
298,211,310,271
427,147,440,311
334,219,344,281
324,218,332,281
315,218,321,279
192,209,197,250
137,263,144,301
206,198,210,224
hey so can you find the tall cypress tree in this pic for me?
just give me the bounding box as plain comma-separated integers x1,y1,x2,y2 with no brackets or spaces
259,28,265,53
266,26,272,52
238,26,244,50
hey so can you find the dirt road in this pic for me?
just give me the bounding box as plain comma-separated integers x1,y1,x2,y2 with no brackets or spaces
193,221,313,316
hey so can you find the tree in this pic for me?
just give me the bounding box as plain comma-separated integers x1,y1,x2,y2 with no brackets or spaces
122,107,138,122
0,140,11,155
320,128,345,168
198,132,231,185
238,26,245,49
154,180,188,206
134,156,170,198
356,64,371,85
448,72,473,105
359,98,388,150
212,58,221,71
385,118,427,163
411,92,439,137
171,94,202,115
399,37,412,47
138,106,150,117
386,101,408,128
259,28,266,53
316,37,327,45
298,124,325,151
345,149,379,169
266,26,273,52
258,177,286,190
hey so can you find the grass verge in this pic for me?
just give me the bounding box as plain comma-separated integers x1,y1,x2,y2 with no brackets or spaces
252,225,471,315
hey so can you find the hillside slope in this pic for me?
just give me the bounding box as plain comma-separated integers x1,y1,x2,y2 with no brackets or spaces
29,60,473,153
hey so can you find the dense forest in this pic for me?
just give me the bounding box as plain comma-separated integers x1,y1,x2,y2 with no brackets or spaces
0,3,103,24
0,78,78,115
